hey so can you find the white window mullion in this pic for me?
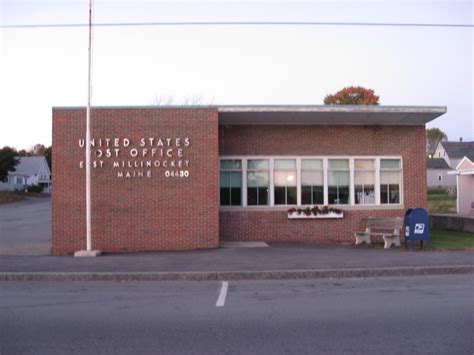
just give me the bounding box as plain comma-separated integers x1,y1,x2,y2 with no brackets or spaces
375,158,381,205
242,157,248,207
399,158,404,205
296,158,301,206
269,158,274,206
349,158,355,206
323,158,329,205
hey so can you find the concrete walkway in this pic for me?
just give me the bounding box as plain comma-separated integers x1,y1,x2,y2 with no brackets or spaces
1,244,472,281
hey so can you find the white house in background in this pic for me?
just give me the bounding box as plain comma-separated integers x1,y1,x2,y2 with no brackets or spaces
433,140,474,168
0,156,51,193
427,158,456,188
449,155,474,216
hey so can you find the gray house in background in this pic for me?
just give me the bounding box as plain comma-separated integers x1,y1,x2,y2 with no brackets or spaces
427,158,456,188
0,156,51,193
433,141,474,169
428,140,474,189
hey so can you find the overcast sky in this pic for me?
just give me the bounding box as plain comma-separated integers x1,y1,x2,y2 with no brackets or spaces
1,0,473,149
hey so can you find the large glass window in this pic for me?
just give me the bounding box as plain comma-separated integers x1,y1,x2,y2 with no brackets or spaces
247,159,270,206
354,159,375,204
219,160,242,206
274,159,297,205
219,156,403,208
380,159,401,204
328,159,350,205
301,159,324,205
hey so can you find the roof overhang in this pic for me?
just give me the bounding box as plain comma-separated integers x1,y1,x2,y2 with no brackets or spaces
218,105,447,126
449,156,474,175
448,169,474,176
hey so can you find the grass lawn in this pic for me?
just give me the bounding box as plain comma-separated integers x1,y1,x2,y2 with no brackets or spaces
0,191,49,205
429,229,474,250
427,188,456,214
0,191,27,204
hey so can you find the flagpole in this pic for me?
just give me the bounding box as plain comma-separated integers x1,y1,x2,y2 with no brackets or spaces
75,0,100,257
86,0,92,252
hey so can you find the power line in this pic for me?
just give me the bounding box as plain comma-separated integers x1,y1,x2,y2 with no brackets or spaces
2,21,473,29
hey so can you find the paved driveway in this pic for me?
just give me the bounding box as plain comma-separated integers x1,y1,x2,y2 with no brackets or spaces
0,197,51,255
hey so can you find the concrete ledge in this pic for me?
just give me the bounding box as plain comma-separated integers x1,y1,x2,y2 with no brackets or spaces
74,250,102,258
1,265,472,282
430,214,474,233
220,241,268,248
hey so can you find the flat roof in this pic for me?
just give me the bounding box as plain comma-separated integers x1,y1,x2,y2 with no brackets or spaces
54,105,447,126
218,105,447,126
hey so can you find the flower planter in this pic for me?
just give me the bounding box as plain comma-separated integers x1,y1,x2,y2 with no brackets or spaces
288,211,344,219
287,206,344,219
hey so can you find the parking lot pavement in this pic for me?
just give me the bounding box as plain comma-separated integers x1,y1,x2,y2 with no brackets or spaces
0,197,51,255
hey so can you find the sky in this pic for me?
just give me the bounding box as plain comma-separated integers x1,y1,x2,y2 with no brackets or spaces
0,0,473,150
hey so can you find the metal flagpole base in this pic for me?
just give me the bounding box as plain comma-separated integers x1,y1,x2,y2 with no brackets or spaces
74,250,102,258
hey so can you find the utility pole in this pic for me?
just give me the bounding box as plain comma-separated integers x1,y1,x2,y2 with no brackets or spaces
75,0,101,257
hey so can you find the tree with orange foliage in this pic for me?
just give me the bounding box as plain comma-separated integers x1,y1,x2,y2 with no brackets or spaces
324,86,379,105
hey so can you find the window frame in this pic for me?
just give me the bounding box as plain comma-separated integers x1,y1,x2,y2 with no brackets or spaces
300,159,325,206
354,159,376,205
273,159,297,206
219,156,403,208
219,159,243,207
328,158,351,205
246,158,271,206
380,158,403,205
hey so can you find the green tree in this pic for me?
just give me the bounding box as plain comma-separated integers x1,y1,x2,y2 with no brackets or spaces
18,149,30,157
426,127,448,155
0,146,19,183
324,86,379,105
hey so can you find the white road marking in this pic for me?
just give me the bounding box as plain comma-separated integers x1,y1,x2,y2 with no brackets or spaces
216,281,229,307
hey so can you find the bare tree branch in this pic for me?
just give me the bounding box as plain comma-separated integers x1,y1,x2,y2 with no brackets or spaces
152,93,214,106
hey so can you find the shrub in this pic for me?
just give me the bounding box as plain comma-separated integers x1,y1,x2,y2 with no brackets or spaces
26,185,44,193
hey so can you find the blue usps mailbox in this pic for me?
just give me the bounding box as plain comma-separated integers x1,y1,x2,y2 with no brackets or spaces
404,208,430,249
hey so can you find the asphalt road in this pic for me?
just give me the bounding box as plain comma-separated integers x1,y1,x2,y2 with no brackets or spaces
0,197,51,255
1,275,473,355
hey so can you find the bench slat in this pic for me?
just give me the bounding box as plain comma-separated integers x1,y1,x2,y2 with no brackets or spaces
354,217,403,249
365,217,403,229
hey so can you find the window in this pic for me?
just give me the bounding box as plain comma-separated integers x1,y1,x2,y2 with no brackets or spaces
380,159,401,204
301,159,324,205
219,160,242,206
247,159,270,206
437,174,442,182
15,177,24,185
328,159,350,204
219,156,403,208
274,159,297,205
354,159,375,204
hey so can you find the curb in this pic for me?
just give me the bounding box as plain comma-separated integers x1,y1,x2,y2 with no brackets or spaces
0,265,473,282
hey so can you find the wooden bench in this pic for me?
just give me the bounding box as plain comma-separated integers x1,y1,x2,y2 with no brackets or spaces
354,217,403,249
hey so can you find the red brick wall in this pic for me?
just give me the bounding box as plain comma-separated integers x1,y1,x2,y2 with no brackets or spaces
219,125,427,243
52,108,219,254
